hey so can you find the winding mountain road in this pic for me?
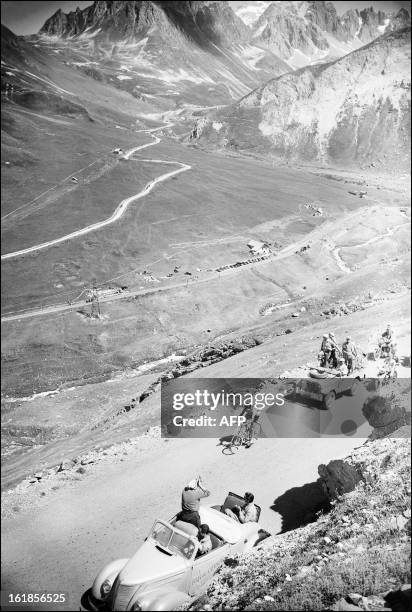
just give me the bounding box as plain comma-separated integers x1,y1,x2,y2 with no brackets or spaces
1,126,191,262
2,209,410,323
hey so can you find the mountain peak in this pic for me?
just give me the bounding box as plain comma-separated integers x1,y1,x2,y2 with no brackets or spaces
39,0,249,47
250,0,409,67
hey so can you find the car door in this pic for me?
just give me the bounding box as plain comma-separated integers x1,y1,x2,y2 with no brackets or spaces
188,543,230,597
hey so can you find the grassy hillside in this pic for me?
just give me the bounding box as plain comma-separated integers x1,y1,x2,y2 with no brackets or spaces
191,438,411,611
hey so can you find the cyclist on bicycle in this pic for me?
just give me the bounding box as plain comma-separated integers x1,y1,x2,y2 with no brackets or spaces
239,405,261,448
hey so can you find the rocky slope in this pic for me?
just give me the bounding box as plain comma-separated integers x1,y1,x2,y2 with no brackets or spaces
189,437,411,611
40,1,251,47
251,1,411,69
36,1,289,107
35,1,411,110
193,28,411,171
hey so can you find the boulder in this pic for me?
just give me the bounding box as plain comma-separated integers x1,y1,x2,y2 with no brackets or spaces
363,395,407,428
57,460,74,472
318,460,363,499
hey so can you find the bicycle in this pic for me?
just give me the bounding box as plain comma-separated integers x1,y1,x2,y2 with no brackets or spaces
229,419,262,450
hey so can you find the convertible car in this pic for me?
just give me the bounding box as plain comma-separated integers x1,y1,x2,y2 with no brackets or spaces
80,492,270,612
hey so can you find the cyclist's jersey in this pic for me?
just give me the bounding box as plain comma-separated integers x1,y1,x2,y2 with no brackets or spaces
240,406,254,420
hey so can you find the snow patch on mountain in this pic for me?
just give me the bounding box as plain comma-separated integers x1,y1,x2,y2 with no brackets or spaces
233,1,271,26
378,18,391,34
232,44,268,70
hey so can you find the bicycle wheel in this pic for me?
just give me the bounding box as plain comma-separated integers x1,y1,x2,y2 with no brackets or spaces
230,433,243,448
231,424,248,447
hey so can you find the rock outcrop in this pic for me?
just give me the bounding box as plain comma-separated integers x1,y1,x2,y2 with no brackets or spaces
363,389,411,439
138,335,260,403
318,460,363,499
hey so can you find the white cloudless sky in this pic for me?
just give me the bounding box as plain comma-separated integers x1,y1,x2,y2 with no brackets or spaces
1,0,410,35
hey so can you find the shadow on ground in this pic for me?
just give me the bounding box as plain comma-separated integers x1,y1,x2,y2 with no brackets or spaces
271,480,331,533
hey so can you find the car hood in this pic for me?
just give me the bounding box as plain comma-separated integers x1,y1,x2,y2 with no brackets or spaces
117,539,187,586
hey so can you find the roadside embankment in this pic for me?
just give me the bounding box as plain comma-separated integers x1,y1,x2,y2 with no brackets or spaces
189,437,411,611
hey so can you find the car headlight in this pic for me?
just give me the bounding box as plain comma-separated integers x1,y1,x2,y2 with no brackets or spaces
131,602,142,611
100,579,112,598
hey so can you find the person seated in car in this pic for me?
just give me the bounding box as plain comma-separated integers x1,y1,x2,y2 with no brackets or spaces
197,524,212,556
177,476,210,529
225,492,258,523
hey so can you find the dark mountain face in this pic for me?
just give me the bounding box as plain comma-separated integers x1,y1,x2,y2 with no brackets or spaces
159,1,250,47
1,24,27,61
40,2,164,40
305,1,346,39
40,0,250,48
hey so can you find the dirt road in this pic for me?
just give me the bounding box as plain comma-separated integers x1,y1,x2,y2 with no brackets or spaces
3,205,408,323
1,127,191,262
1,435,363,611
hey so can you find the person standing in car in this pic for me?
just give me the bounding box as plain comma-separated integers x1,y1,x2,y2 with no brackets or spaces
177,476,210,528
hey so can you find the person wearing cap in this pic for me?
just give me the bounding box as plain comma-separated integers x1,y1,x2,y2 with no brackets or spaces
328,332,341,369
381,324,395,346
320,334,332,367
225,492,258,523
178,476,210,528
337,356,348,376
380,325,397,358
342,336,357,374
197,524,212,556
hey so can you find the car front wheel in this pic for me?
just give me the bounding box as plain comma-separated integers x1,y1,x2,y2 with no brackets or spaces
80,588,108,612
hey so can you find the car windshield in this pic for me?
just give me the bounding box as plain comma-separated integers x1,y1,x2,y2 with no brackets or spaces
151,522,196,560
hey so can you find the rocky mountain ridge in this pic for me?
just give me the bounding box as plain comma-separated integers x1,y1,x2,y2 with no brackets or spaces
251,1,410,68
193,27,411,171
30,1,288,107
40,1,251,48
40,1,411,72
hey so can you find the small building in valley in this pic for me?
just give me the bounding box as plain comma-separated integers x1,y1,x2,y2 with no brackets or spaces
247,240,271,255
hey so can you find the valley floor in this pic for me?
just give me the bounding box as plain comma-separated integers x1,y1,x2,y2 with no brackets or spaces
1,136,411,480
1,132,410,612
